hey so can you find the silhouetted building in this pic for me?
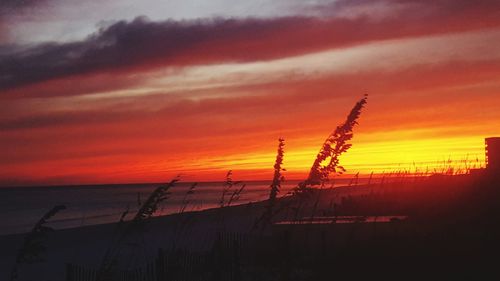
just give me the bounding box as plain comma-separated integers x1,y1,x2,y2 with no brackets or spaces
486,137,500,172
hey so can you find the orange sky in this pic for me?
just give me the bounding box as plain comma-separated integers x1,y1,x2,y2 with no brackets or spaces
1,0,500,186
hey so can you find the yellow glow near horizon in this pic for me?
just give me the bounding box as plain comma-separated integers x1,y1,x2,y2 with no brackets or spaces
189,134,487,180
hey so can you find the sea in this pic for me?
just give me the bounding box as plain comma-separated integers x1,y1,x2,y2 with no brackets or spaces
0,178,371,236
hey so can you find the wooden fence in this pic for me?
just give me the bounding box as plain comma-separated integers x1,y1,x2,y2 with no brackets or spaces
66,232,248,281
66,263,97,281
65,223,403,281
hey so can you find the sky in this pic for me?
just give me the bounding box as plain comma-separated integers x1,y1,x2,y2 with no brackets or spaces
1,0,500,186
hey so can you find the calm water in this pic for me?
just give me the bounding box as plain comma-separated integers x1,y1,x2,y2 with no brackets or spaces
0,178,370,235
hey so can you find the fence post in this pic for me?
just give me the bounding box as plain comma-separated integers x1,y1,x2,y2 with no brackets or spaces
232,236,241,281
281,230,291,281
156,248,165,281
65,263,74,281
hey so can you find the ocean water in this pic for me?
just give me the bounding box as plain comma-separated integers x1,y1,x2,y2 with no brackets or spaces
0,178,368,236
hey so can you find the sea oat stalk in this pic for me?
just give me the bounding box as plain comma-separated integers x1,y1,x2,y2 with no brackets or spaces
306,95,368,186
270,138,285,202
10,205,66,281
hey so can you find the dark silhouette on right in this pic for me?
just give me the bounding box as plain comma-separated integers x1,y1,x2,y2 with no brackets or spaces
486,137,500,173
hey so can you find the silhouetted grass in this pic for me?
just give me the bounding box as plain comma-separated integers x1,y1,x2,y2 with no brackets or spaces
283,95,368,224
270,138,285,202
96,178,179,281
132,178,178,223
227,183,246,207
10,205,66,281
179,182,198,214
253,138,286,231
219,170,243,208
306,94,368,187
215,171,245,233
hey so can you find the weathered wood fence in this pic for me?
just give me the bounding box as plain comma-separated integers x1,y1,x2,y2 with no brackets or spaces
65,223,404,281
66,263,97,281
66,232,249,281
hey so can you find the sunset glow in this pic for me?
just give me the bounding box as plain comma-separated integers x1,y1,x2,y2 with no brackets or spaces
1,0,500,186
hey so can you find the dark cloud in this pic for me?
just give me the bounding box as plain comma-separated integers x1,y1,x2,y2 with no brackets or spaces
0,16,309,91
2,0,500,94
